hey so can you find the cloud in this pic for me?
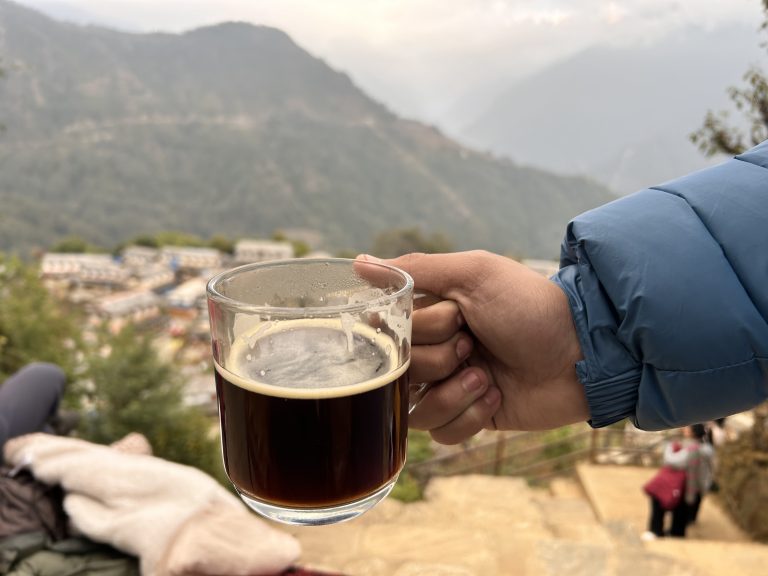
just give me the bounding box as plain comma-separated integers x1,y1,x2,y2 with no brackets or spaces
16,0,766,124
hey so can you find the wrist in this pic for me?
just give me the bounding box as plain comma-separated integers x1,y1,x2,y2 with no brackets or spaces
550,281,590,423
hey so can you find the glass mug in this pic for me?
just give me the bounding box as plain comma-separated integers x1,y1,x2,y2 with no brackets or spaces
207,258,414,525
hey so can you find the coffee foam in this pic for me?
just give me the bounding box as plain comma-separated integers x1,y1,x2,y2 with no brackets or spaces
215,317,408,399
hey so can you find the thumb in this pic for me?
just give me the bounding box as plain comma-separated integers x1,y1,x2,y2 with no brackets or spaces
358,251,482,301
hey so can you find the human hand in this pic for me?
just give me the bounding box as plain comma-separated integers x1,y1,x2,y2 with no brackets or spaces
359,251,589,444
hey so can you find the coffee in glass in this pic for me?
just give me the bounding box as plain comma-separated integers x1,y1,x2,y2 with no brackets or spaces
207,258,413,525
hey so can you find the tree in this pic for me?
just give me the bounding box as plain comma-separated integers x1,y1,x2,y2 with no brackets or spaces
153,231,206,248
370,227,454,259
0,254,82,382
50,236,104,254
0,252,226,484
130,234,160,248
272,231,310,257
208,235,235,255
79,324,227,485
691,0,768,155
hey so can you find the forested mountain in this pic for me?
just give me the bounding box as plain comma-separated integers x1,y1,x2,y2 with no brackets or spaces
0,0,616,259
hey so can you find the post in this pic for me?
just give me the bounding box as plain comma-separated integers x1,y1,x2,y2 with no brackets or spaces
494,431,506,475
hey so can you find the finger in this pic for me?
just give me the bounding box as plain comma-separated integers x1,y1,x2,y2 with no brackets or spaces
351,256,412,292
409,331,473,384
430,386,502,445
413,300,464,345
409,366,489,431
375,252,491,301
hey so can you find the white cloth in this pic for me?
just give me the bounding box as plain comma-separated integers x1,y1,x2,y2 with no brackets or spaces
4,433,301,576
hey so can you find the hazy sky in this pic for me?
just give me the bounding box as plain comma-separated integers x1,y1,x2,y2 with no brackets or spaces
17,0,767,123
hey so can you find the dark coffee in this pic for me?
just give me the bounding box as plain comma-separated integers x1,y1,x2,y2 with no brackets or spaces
214,321,409,509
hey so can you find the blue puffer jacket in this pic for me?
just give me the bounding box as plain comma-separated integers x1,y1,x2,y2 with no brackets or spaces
554,140,768,430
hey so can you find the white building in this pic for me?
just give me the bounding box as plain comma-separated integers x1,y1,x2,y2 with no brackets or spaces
122,245,160,268
40,253,129,288
95,290,162,332
165,277,208,310
160,247,223,273
233,240,294,265
131,264,176,292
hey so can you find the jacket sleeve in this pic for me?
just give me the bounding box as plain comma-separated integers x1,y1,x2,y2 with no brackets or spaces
552,140,768,430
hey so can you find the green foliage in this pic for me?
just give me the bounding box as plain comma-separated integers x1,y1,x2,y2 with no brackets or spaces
692,2,768,155
717,404,768,542
0,251,226,484
50,235,105,254
0,254,81,382
542,425,579,460
272,231,310,257
370,227,454,259
390,430,434,503
291,239,311,258
208,235,235,255
153,231,206,248
79,324,227,485
390,471,423,503
407,429,435,464
126,232,234,254
130,235,160,248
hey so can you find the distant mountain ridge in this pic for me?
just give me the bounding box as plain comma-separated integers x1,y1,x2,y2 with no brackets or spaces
0,0,615,258
462,25,764,194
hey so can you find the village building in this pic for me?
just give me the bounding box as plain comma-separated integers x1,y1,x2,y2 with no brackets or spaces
122,245,160,269
40,253,129,290
165,277,208,312
130,264,176,292
233,239,294,265
160,246,223,275
93,290,162,333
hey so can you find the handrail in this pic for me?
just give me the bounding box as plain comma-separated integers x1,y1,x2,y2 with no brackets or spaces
406,425,674,485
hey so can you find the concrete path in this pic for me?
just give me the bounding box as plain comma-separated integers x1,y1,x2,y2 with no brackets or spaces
284,471,768,576
577,463,747,542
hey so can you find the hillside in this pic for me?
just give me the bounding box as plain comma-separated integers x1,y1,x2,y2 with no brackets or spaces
0,0,616,258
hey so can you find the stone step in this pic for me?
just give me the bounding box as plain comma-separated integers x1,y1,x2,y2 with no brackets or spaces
397,475,548,534
287,470,767,576
548,477,586,500
646,539,768,576
520,536,709,576
536,498,612,545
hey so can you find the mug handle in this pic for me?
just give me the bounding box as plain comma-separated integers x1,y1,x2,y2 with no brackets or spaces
409,381,432,414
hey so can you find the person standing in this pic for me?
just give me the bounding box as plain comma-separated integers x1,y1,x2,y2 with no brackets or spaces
643,435,690,540
685,423,715,525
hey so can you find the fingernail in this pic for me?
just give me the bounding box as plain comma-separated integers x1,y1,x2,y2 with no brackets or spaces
358,254,381,263
484,387,501,406
461,372,482,393
456,337,472,360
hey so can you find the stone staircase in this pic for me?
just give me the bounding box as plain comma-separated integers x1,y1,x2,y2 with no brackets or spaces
286,466,768,575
